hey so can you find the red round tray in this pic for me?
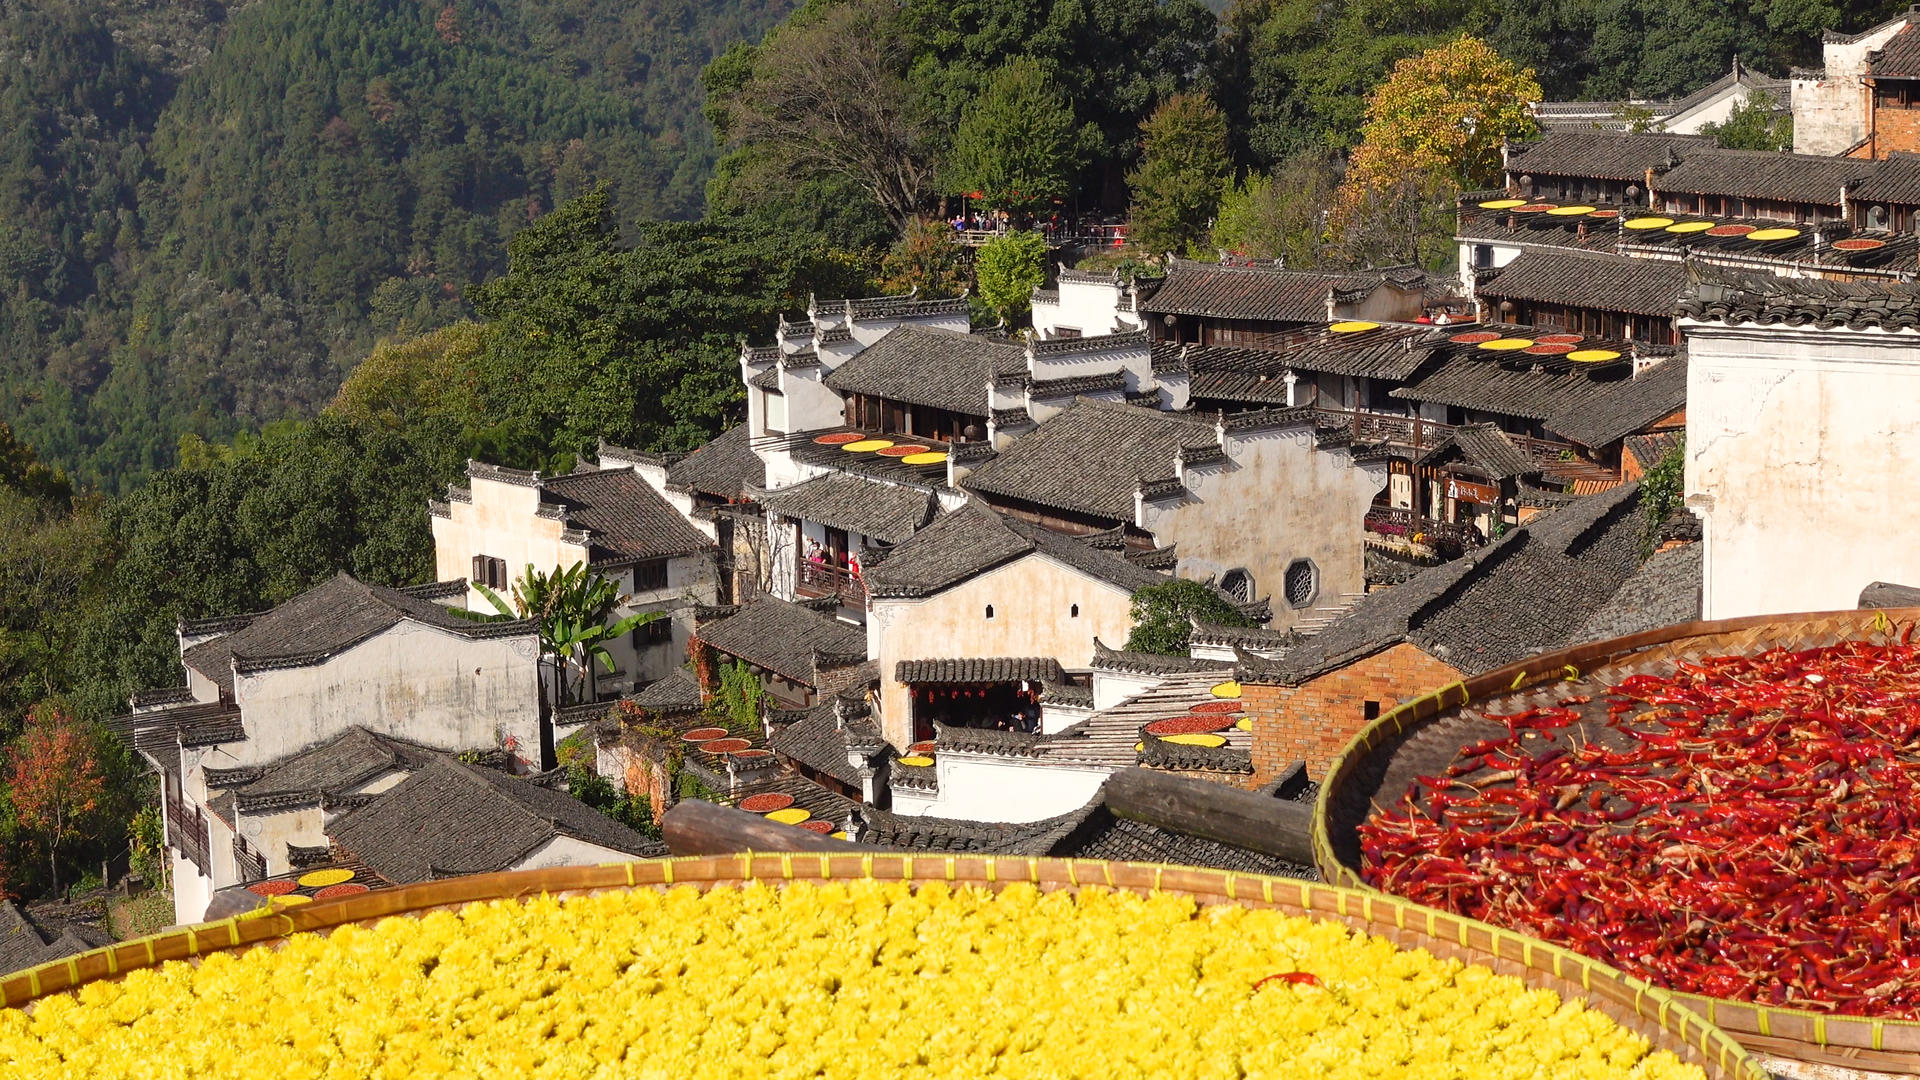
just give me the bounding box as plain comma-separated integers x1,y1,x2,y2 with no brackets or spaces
247,879,299,896
798,820,836,834
1834,237,1886,251
1448,331,1500,344
740,792,795,813
1535,333,1583,344
1704,224,1755,237
908,741,936,754
875,445,931,457
813,432,865,445
1189,701,1243,715
1144,715,1236,736
732,748,773,760
314,883,370,900
681,727,728,742
1524,343,1575,355
699,738,753,754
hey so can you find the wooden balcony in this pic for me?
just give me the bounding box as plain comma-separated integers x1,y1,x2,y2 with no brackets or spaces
165,793,211,877
1365,507,1481,550
796,559,867,611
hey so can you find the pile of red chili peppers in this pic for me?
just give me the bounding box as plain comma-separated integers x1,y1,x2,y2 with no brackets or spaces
1360,639,1920,1016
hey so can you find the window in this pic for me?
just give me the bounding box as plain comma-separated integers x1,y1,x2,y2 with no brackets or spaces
634,617,674,649
1220,569,1254,604
633,559,669,592
471,555,507,590
1473,245,1494,269
1070,603,1080,618
985,605,995,619
1283,559,1319,610
1054,326,1082,339
1364,701,1382,721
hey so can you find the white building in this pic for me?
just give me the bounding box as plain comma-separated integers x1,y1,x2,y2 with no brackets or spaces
1680,279,1920,618
1533,61,1788,136
1030,267,1151,340
122,574,544,924
430,459,719,691
1792,12,1915,155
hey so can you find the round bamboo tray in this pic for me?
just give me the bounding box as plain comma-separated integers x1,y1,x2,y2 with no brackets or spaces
1,854,1763,1079
1314,606,1920,1077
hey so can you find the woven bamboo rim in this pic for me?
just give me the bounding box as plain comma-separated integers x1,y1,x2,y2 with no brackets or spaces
1313,606,1920,1072
0,855,1763,1080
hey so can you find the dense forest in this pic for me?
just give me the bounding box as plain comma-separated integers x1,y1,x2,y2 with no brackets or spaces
0,0,1910,898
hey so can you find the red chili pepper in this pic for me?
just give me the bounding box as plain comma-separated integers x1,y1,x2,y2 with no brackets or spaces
1252,972,1321,991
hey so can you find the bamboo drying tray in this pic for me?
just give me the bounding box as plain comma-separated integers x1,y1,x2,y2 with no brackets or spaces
1314,606,1920,1076
2,854,1763,1080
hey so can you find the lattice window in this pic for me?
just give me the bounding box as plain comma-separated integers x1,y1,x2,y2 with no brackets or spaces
1220,569,1253,604
1283,559,1318,610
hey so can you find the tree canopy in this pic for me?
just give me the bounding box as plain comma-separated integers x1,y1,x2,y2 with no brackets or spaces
945,59,1083,216
1125,579,1252,656
1127,93,1235,257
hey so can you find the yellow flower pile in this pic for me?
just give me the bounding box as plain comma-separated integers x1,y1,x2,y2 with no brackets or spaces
2,882,1707,1080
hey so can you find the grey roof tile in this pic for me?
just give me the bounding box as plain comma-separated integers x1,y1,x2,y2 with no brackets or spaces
1862,581,1920,608
1388,340,1685,449
1503,131,1716,181
822,326,1023,415
0,900,111,977
183,574,534,693
756,473,938,544
695,595,865,685
539,468,715,562
769,703,879,787
863,501,1169,599
659,425,765,500
1141,261,1420,322
961,399,1221,520
1676,275,1920,330
897,657,1065,684
228,727,445,812
328,758,665,883
630,668,703,713
1653,148,1866,206
1475,250,1691,318
1242,484,1646,683
1089,638,1232,674
1574,543,1702,644
1416,423,1540,480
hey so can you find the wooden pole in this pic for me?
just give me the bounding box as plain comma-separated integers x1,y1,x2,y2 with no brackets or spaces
661,798,891,856
1103,767,1315,866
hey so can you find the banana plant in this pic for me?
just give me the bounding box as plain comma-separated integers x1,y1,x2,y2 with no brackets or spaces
476,562,661,707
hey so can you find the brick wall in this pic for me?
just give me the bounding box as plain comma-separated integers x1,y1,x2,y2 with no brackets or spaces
1874,104,1920,157
1245,642,1461,782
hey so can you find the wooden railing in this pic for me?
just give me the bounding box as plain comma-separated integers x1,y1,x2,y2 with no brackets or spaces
165,793,211,877
1313,406,1599,471
797,560,867,610
1364,507,1480,548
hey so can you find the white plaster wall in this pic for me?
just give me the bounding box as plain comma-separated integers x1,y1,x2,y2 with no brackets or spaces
515,834,648,872
765,388,789,434
1027,342,1151,384
1793,20,1906,155
900,755,1108,823
1664,86,1762,134
236,804,332,877
1457,241,1522,303
171,851,213,926
1092,668,1162,711
781,368,847,433
1037,280,1131,337
1141,424,1386,630
1027,386,1126,424
1039,703,1092,735
1684,318,1920,618
618,456,714,542
433,475,589,611
231,624,543,771
868,554,1137,747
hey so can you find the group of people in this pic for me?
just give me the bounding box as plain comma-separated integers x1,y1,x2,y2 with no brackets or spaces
804,538,861,580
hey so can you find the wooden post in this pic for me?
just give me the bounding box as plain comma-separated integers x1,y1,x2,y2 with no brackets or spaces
1103,768,1315,865
661,798,891,856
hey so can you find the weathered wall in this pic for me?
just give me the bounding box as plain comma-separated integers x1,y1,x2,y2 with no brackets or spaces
1793,20,1906,154
1142,423,1386,631
868,554,1136,748
516,835,646,872
1872,103,1920,157
1683,318,1920,617
231,623,543,771
1035,278,1141,338
1244,642,1462,781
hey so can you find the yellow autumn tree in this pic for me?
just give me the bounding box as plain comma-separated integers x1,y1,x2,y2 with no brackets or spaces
1331,37,1541,253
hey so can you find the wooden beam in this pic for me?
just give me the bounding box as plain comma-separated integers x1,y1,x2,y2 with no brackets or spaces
1102,767,1315,865
661,798,891,856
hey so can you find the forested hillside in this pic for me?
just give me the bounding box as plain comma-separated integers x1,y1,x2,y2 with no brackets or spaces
0,0,794,490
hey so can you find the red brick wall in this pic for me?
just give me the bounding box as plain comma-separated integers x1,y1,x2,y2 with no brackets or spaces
1246,642,1461,782
1874,104,1920,158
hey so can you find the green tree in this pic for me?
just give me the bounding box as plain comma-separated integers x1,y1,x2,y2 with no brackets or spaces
714,660,766,734
946,59,1081,218
476,562,660,708
974,231,1050,323
1211,153,1342,266
1701,91,1794,150
1125,579,1253,656
1639,438,1687,558
877,219,970,299
1127,93,1235,257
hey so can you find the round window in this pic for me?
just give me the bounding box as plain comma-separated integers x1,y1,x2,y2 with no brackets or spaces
1219,568,1253,604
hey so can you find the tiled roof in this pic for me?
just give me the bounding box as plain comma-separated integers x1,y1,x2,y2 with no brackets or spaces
727,772,862,828
840,294,971,321
961,398,1221,520
1871,24,1920,76
822,326,1022,415
0,900,111,977
756,473,937,543
1416,423,1539,480
1503,131,1715,181
328,758,665,884
750,366,781,390
1861,581,1920,609
540,468,714,562
1574,543,1702,644
1386,337,1683,448
630,668,703,713
1028,371,1126,399
1549,354,1689,448
896,657,1065,684
769,708,866,787
695,595,865,685
1654,148,1866,206
1476,250,1690,317
1366,547,1434,586
1059,809,1313,877
855,804,1085,854
1612,218,1916,274
1624,430,1683,469
121,700,245,761
1139,735,1253,774
1675,276,1920,330
1241,484,1646,684
1141,262,1398,322
225,727,444,812
1030,329,1149,356
1454,202,1622,253
863,502,1168,600
774,428,957,486
182,574,534,693
1849,153,1920,205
